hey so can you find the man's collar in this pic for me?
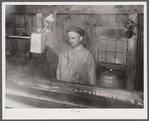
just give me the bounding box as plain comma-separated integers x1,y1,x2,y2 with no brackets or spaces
72,44,83,51
76,44,83,50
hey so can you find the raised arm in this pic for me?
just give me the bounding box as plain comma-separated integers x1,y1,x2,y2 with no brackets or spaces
43,13,70,56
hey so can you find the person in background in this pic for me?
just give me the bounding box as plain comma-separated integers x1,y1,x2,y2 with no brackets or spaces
43,13,96,85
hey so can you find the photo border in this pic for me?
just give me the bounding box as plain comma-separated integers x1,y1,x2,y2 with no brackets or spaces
2,1,148,120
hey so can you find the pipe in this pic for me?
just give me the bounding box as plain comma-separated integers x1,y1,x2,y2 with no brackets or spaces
6,35,31,39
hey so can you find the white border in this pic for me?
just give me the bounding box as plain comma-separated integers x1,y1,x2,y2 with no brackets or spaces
2,2,147,119
1,2,146,5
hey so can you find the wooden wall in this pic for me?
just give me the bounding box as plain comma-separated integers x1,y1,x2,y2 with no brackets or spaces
135,14,144,91
6,13,127,77
6,13,127,58
6,13,142,91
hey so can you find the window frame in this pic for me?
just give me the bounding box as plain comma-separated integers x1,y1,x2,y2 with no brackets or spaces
96,26,127,68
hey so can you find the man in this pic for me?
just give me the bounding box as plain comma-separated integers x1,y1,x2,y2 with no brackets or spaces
43,14,96,85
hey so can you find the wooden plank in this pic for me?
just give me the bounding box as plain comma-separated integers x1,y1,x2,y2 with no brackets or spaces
6,14,12,22
24,15,30,35
16,15,30,54
126,14,137,67
93,14,121,27
15,27,25,60
71,15,82,26
29,15,36,33
11,39,17,55
126,66,136,90
29,15,34,33
6,26,11,35
36,13,42,29
91,27,98,61
8,28,17,55
46,46,53,63
49,62,54,78
25,14,36,34
56,15,63,46
6,28,11,53
92,15,99,21
6,15,16,28
22,39,30,53
33,14,37,31
16,38,23,52
125,13,138,90
53,62,58,78
6,38,10,51
10,27,16,35
46,62,51,78
107,15,116,24
23,15,31,53
135,14,143,91
83,27,92,52
15,27,23,36
22,27,27,36
63,15,71,44
6,39,13,58
52,52,59,63
67,14,91,27
115,15,127,27
15,15,25,28
78,15,92,26
76,15,84,25
15,5,25,14
11,15,16,23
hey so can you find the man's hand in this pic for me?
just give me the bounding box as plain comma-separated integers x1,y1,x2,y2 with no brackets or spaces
44,11,57,25
43,11,57,33
45,14,55,24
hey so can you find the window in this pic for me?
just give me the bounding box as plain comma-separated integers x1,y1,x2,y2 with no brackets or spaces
97,27,127,65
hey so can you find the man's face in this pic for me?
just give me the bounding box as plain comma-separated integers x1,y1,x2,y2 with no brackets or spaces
68,31,82,48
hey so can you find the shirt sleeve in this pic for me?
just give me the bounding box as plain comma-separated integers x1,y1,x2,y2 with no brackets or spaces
43,21,70,57
86,54,96,85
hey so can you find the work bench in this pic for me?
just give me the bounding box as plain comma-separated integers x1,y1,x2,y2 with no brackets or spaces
5,61,143,108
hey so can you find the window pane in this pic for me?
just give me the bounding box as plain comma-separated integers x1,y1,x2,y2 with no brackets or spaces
117,38,125,41
108,29,116,38
107,52,115,63
99,28,108,36
116,41,125,52
108,38,116,41
116,53,125,64
107,41,115,52
99,36,107,39
117,29,126,39
99,40,106,51
98,52,106,62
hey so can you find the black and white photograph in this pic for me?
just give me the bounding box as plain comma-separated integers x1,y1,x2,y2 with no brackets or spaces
2,1,147,119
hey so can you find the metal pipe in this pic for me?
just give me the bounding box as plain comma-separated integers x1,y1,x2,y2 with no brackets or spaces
6,35,31,39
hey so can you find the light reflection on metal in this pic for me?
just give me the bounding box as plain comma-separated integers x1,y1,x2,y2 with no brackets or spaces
6,35,31,39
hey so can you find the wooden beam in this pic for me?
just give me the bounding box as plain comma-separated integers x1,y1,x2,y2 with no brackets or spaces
9,12,129,16
36,13,42,32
